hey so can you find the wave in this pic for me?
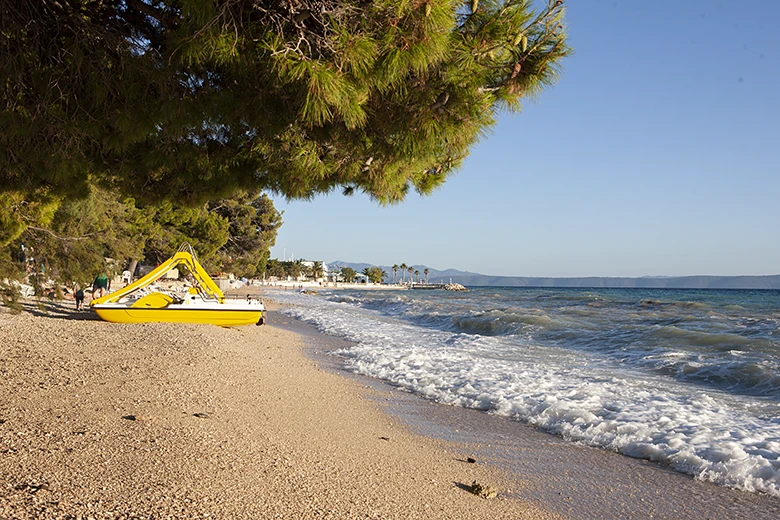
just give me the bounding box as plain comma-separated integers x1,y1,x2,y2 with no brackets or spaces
267,289,780,497
644,353,780,398
652,325,757,349
447,310,556,337
333,331,780,497
323,289,780,397
639,299,710,310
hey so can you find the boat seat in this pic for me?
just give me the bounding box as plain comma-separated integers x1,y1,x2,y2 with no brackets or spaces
131,292,177,309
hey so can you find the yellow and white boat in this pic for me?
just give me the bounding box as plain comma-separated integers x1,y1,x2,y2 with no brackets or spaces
90,245,264,327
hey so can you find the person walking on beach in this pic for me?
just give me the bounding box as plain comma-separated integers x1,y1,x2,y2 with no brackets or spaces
92,269,110,299
74,283,85,310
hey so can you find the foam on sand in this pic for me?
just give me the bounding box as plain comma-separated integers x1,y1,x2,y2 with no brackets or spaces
273,290,780,497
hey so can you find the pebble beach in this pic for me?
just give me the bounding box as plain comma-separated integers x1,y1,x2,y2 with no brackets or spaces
0,298,555,519
3,294,780,519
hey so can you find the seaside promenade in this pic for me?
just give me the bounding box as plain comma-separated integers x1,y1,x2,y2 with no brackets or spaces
253,280,407,291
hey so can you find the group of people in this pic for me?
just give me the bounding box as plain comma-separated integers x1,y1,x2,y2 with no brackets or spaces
72,269,112,311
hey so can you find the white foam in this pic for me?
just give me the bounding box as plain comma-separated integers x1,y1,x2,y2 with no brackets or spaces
270,291,780,497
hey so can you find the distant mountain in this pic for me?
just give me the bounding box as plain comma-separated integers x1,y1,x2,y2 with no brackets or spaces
328,261,780,290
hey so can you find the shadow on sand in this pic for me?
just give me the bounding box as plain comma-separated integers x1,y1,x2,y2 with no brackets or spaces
18,299,102,321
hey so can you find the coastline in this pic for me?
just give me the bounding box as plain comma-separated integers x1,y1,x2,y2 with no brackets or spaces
0,298,555,519
265,292,780,519
3,294,779,519
253,281,408,291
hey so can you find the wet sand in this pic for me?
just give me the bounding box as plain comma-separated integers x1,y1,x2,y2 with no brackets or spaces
0,298,556,519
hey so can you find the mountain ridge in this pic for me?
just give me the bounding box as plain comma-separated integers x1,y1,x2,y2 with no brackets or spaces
328,261,780,290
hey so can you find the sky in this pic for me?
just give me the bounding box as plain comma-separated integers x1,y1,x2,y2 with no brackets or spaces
270,1,780,278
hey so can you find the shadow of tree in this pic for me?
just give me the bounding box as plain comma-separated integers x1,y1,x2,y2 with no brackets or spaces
19,300,101,321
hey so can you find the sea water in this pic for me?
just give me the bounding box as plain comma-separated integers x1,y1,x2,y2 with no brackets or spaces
270,287,780,496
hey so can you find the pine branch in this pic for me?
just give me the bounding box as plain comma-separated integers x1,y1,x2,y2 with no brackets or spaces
26,227,97,241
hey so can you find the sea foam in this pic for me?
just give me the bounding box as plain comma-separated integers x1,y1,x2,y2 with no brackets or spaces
271,290,780,496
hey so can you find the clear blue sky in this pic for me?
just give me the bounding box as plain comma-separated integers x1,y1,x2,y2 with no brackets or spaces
270,1,780,278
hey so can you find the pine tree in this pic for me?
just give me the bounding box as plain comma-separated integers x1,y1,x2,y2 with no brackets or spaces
0,188,283,286
1,1,570,205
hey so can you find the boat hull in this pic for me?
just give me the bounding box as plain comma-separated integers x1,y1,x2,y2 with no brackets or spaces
92,305,264,327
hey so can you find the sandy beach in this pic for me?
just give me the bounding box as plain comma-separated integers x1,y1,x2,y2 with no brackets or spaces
0,298,556,519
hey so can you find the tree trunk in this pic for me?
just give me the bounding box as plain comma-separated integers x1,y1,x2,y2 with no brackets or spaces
127,259,138,281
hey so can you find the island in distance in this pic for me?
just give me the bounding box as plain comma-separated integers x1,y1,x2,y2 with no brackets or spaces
331,262,780,290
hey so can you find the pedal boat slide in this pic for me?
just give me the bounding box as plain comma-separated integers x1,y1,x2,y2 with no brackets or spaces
90,246,265,327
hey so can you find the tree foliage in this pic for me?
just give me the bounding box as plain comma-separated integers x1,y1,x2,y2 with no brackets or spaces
263,258,327,281
19,187,147,284
0,188,282,286
340,267,357,283
310,261,324,279
140,192,282,275
1,0,570,206
363,266,387,284
209,193,283,277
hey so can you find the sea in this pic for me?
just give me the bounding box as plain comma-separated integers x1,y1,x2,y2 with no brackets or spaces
269,286,780,497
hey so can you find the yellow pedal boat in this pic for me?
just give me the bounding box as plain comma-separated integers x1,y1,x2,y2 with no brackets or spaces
90,246,264,327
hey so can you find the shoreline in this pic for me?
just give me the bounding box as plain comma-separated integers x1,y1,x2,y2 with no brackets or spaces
0,298,556,519
264,294,780,519
2,295,779,518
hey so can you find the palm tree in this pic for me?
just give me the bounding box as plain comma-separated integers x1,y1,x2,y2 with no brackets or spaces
294,259,304,280
392,264,398,284
424,268,429,284
400,263,407,283
312,261,324,281
414,269,420,283
408,266,414,284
